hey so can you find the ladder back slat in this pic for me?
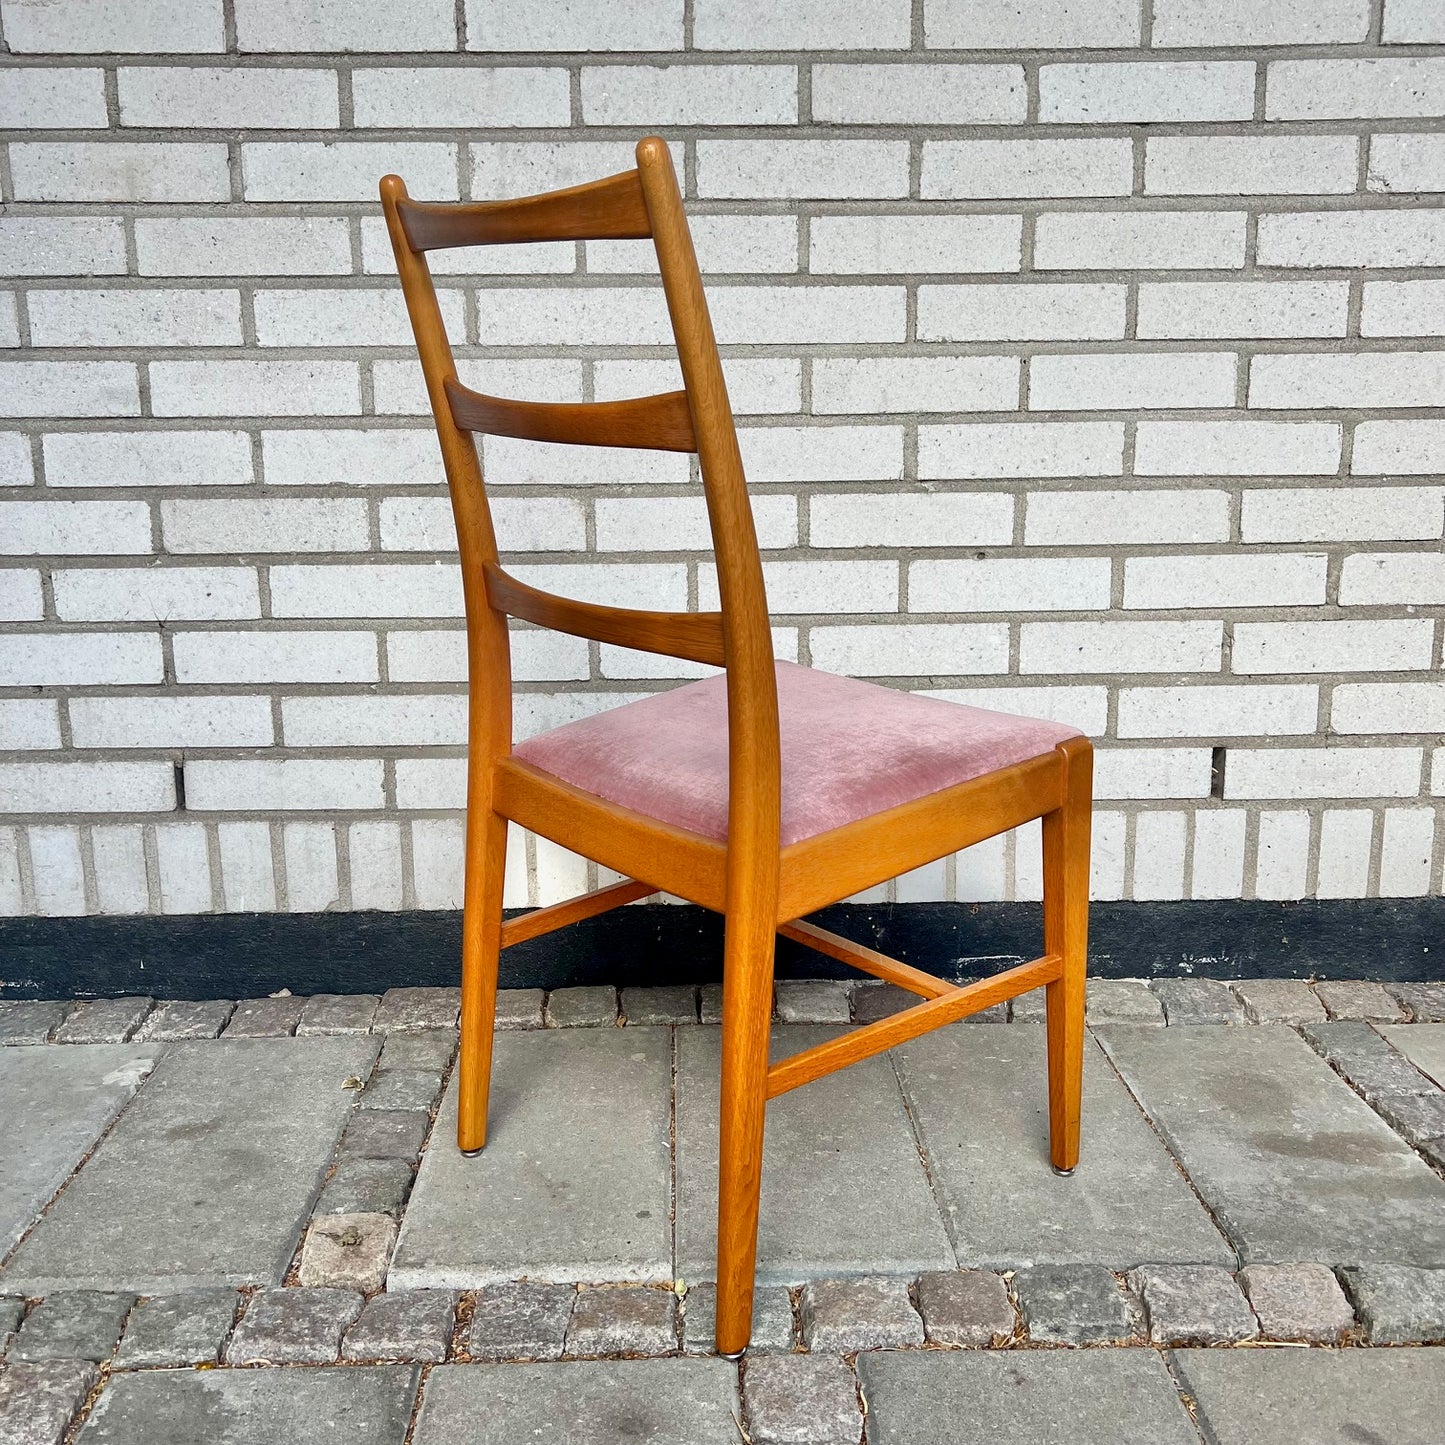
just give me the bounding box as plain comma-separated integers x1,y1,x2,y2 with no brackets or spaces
398,170,651,251
484,563,726,666
447,379,697,452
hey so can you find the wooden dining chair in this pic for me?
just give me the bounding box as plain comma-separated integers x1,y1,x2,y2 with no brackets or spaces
380,136,1093,1357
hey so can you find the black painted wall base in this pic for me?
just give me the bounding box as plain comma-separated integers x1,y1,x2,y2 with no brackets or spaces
1,897,1440,1000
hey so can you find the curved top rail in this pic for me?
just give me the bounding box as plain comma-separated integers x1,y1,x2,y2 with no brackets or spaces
446,379,697,452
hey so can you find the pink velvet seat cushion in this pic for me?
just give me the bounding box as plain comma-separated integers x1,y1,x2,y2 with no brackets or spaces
514,661,1081,847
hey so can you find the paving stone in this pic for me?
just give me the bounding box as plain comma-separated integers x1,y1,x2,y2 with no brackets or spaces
360,1070,445,1112
112,1288,238,1368
297,993,380,1035
1314,979,1407,1022
850,982,912,1023
1,1296,23,1342
54,998,153,1045
565,1287,676,1357
299,1212,398,1293
1127,1264,1257,1345
317,1158,414,1217
1387,981,1445,1021
699,983,724,1024
1419,1135,1445,1171
225,1287,363,1364
134,999,234,1041
915,1269,1016,1347
0,1000,70,1045
223,995,303,1037
545,986,618,1027
1238,1263,1354,1343
620,986,697,1025
676,1027,952,1286
1014,1264,1141,1344
1151,978,1245,1024
1228,978,1325,1025
343,1289,457,1362
1085,978,1164,1023
378,1028,457,1072
775,980,851,1024
800,1277,923,1352
1339,1265,1445,1343
11,1292,134,1362
78,1365,419,1444
2,1036,378,1294
1301,1020,1435,1098
1372,1088,1445,1144
893,1025,1231,1268
681,1282,794,1354
372,987,459,1033
1172,1347,1445,1445
744,1353,861,1445
0,1360,96,1445
0,1044,158,1259
412,1358,740,1445
468,1280,575,1361
339,1108,430,1163
1381,1023,1445,1090
392,1029,672,1287
495,989,545,1029
1008,987,1047,1022
1096,1023,1445,1265
857,1350,1200,1445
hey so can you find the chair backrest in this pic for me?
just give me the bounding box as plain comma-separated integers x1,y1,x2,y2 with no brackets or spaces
380,137,781,864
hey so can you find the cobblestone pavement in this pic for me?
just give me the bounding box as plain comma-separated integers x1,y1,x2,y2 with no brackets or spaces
1,979,1444,1442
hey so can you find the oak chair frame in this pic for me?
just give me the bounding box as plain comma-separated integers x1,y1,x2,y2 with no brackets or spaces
381,137,1093,1357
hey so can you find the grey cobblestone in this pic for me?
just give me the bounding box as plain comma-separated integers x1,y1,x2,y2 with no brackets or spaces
1151,978,1245,1025
775,980,852,1024
339,1107,430,1162
545,986,618,1028
850,982,913,1023
700,984,724,1025
1127,1265,1258,1345
1086,978,1165,1023
342,1288,457,1362
0,1360,96,1445
468,1280,575,1361
1386,983,1445,1022
299,1212,397,1293
1340,1265,1445,1344
223,996,303,1037
1313,980,1408,1023
620,986,698,1025
744,1353,862,1445
1015,1265,1143,1345
915,1270,1017,1347
10,1291,134,1362
113,1288,239,1368
1238,1263,1355,1343
1,1297,24,1355
565,1286,676,1357
1008,987,1047,1022
359,1069,445,1112
1371,1089,1445,1145
800,1277,924,1352
372,987,460,1033
0,1000,71,1045
681,1282,794,1354
495,989,546,1029
135,998,235,1040
225,1287,363,1365
53,998,153,1044
378,1029,457,1072
1301,1021,1434,1099
1228,978,1325,1025
317,1157,414,1217
297,993,380,1036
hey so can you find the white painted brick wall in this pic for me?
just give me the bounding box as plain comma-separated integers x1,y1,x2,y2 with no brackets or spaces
0,18,1440,919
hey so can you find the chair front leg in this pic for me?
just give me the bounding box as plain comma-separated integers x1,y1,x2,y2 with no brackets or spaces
457,801,508,1155
1043,736,1093,1175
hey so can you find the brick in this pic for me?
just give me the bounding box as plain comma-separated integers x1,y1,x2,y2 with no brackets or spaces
1225,748,1423,801
1025,489,1229,546
0,699,62,751
814,63,1024,124
69,695,273,749
0,500,151,556
1316,809,1375,897
744,1354,862,1445
0,433,32,485
0,361,139,418
151,360,359,417
810,491,1013,548
1191,812,1248,898
261,429,436,488
153,821,213,913
185,759,384,811
29,288,242,349
926,0,1139,47
0,294,16,349
4,0,223,52
1031,352,1235,411
466,0,683,51
910,557,1111,614
254,287,463,347
811,215,1020,275
235,0,455,49
473,286,672,347
695,0,907,47
1233,619,1435,674
594,494,793,552
54,566,260,623
1355,420,1445,474
92,825,151,915
582,65,796,125
1268,59,1445,120
1385,0,1445,42
920,421,1123,479
161,497,366,554
1250,351,1445,410
922,138,1132,198
1334,683,1445,734
244,141,457,202
696,140,909,199
1137,282,1348,341
354,66,568,127
1021,621,1221,675
45,429,252,487
1123,554,1325,610
389,629,586,684
1096,749,1214,799
1041,61,1254,123
919,283,1124,341
469,139,680,202
1380,809,1437,896
173,630,378,684
283,695,465,747
1241,487,1443,543
10,142,228,203
0,68,107,128
0,218,126,277
738,425,902,482
591,220,799,277
0,570,43,622
1155,0,1369,44
1257,210,1445,268
1238,1264,1355,1344
135,217,353,277
28,826,86,915
813,356,1017,414
1148,135,1357,197
1370,133,1445,193
1362,280,1445,337
0,633,162,687
1035,211,1246,270
1117,684,1318,739
119,67,340,127
1134,419,1340,475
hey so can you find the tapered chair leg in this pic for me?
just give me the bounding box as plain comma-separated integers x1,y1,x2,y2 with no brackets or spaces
714,913,777,1357
457,805,508,1155
1043,737,1093,1175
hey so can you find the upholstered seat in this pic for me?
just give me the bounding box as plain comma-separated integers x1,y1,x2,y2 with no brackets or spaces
516,660,1081,847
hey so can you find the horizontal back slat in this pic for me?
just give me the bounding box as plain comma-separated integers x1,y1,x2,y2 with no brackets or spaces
484,563,726,666
398,170,651,250
447,379,696,452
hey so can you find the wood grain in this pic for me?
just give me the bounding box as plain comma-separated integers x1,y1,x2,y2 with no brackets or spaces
448,379,697,452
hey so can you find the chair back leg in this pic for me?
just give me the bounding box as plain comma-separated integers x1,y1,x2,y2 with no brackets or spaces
457,802,509,1153
1043,737,1093,1173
